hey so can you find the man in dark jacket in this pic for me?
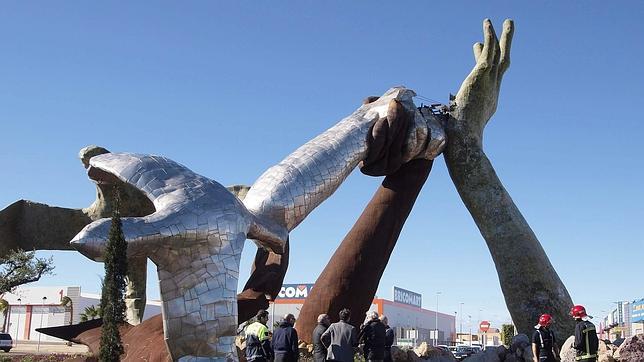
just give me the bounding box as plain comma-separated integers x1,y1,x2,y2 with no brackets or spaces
312,314,331,362
272,313,299,362
570,305,598,362
531,314,559,362
359,311,386,362
246,310,273,362
380,315,394,362
321,308,358,362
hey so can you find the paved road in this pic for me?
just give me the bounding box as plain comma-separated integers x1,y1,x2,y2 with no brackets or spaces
3,341,89,356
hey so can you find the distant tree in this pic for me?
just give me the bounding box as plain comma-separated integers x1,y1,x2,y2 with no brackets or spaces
0,299,8,332
99,189,128,362
0,249,54,294
501,323,515,346
80,305,102,322
61,295,74,325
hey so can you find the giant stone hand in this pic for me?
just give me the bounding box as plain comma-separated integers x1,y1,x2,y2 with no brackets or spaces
450,18,514,141
444,19,575,337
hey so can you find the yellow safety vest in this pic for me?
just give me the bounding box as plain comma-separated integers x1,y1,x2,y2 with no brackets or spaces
246,322,269,341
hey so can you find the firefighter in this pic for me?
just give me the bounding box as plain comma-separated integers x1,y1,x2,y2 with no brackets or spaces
531,314,560,362
570,305,598,362
246,310,273,362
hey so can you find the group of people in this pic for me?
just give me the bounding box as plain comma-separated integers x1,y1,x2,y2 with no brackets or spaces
244,308,394,362
245,303,599,362
531,305,599,362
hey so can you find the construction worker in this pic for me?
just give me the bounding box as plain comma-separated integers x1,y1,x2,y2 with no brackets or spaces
246,310,273,362
570,305,598,362
531,314,559,362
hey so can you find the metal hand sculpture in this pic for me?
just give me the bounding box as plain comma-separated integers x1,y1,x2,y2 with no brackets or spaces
71,87,446,361
444,19,575,336
0,146,154,325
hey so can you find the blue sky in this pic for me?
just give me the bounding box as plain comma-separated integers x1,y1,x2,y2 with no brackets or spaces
1,2,643,329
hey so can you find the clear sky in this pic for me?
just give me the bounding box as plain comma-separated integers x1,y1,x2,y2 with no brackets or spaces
1,2,643,330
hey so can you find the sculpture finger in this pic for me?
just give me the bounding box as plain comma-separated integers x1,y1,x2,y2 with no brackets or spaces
70,214,172,261
499,19,515,75
473,42,483,62
479,19,499,70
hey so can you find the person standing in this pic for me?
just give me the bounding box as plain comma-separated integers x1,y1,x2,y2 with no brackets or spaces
531,314,559,362
380,315,394,362
321,308,358,362
359,311,386,362
246,310,273,362
312,314,331,362
272,313,299,362
570,305,598,362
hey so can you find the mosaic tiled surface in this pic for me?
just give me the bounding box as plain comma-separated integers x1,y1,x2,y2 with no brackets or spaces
71,86,445,361
243,87,446,234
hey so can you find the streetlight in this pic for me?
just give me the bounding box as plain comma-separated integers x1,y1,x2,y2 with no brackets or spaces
478,309,483,346
459,302,464,335
468,315,472,346
435,292,441,346
15,298,21,346
37,296,47,352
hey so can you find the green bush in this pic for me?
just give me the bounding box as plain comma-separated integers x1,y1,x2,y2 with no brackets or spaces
500,324,515,346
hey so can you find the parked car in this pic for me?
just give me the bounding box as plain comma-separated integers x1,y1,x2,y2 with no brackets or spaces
0,333,12,352
470,345,483,354
453,345,476,361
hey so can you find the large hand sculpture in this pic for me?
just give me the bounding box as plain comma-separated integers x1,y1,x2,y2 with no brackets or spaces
444,19,575,336
71,87,446,361
296,97,442,340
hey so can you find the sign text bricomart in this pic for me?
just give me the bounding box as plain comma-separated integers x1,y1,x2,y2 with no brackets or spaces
393,286,422,308
277,284,314,299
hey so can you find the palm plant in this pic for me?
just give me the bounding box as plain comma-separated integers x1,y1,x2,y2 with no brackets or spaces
80,305,102,322
0,299,8,332
61,296,73,325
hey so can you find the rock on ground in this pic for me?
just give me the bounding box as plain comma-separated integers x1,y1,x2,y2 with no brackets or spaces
616,334,644,362
506,334,533,362
414,342,456,360
560,335,577,362
598,339,617,362
462,346,508,362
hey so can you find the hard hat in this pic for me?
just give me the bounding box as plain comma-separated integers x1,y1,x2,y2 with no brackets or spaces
538,314,553,326
570,305,588,318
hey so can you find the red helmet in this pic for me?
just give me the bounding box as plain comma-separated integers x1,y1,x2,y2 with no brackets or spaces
538,314,553,326
570,305,587,318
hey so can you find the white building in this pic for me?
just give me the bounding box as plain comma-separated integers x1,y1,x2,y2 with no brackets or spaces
269,284,456,346
1,286,161,343
599,298,644,340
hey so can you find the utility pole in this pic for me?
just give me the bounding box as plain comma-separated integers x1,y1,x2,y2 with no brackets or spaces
15,298,21,345
459,302,464,335
468,315,472,346
435,292,441,346
37,296,47,352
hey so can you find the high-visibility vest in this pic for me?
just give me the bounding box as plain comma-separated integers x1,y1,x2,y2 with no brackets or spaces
575,324,597,361
246,322,269,341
